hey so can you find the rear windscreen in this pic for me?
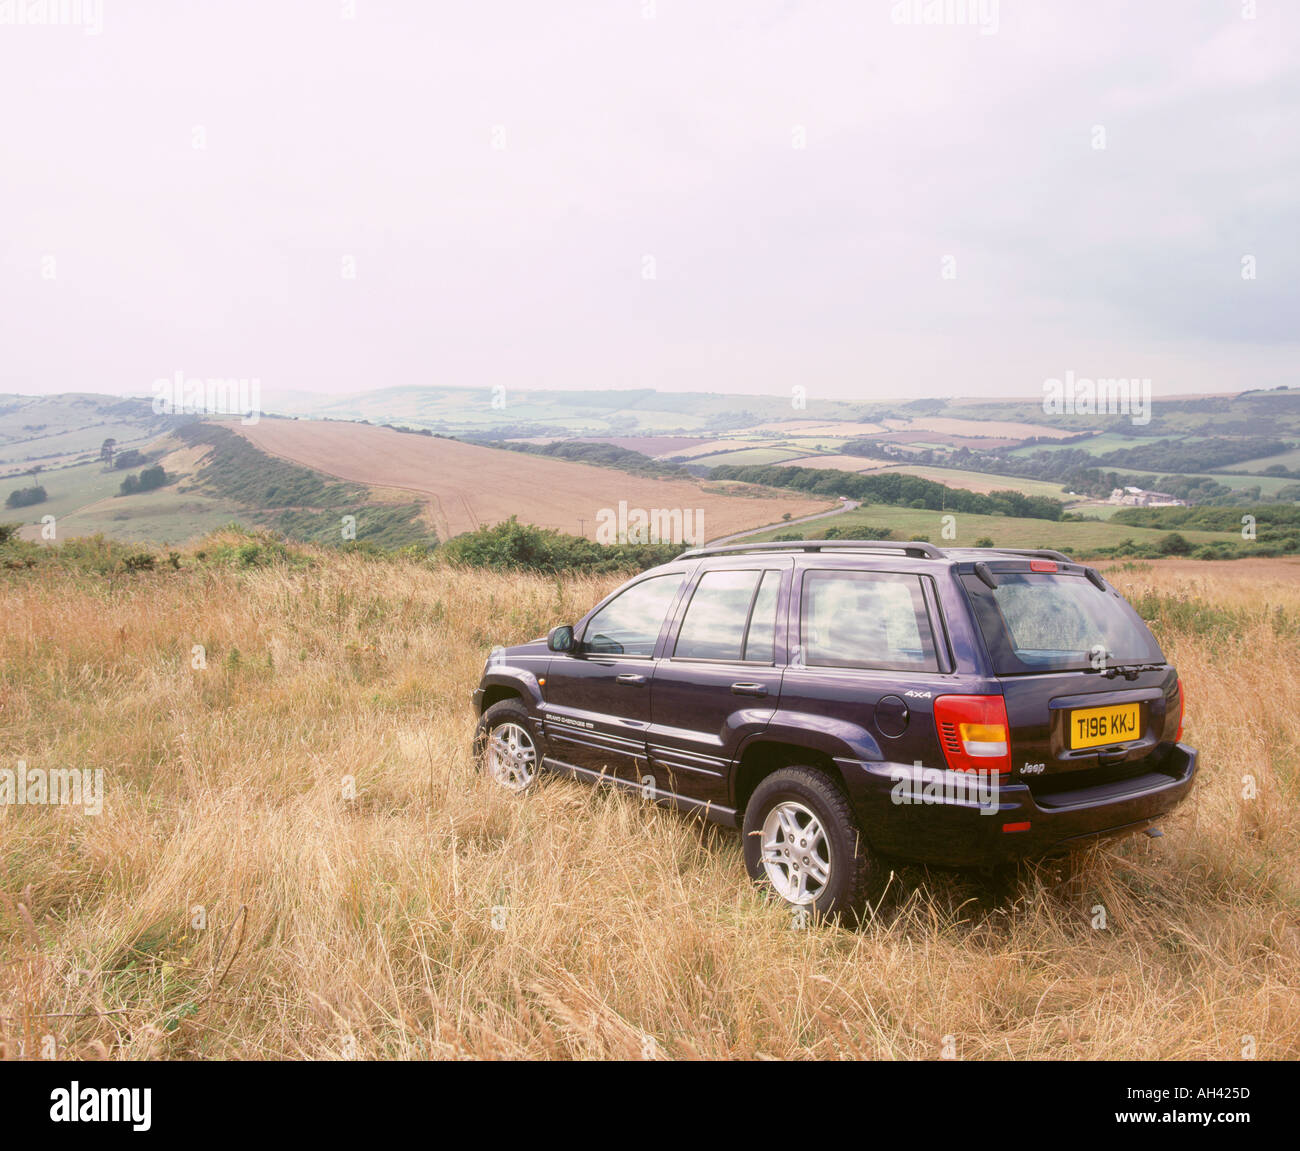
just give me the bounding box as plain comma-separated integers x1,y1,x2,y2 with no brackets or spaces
961,571,1164,674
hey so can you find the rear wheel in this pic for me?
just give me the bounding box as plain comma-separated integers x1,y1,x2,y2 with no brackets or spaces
742,766,882,920
474,699,542,792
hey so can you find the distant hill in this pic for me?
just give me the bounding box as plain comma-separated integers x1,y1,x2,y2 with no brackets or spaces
0,393,190,474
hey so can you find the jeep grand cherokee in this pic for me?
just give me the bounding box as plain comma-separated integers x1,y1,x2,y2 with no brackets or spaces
472,541,1197,918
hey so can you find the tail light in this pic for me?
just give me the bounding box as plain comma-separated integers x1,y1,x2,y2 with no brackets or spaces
1175,680,1184,742
933,694,1012,775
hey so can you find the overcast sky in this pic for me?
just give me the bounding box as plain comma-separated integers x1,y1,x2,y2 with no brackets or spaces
1,0,1296,407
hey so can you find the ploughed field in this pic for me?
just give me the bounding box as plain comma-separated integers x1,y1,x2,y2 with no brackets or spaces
0,546,1297,1059
232,420,829,542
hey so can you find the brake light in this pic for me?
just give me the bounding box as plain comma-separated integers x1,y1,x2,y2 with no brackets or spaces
1029,560,1057,572
933,695,1013,775
1175,680,1184,742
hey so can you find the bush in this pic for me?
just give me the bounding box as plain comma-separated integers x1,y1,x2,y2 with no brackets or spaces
974,536,995,548
439,517,679,574
119,465,168,496
5,485,47,508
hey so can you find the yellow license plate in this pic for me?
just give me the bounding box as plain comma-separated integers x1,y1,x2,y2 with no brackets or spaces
1069,703,1141,749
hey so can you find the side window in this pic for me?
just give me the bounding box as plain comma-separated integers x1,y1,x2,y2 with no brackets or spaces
799,570,938,671
582,574,683,657
673,570,759,661
742,569,781,662
673,568,782,662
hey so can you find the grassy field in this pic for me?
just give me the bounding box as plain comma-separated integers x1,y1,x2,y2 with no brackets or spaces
1,541,1297,1060
1008,432,1138,457
1110,469,1298,497
3,456,129,521
741,503,1242,554
1233,445,1300,472
2,445,245,546
0,394,176,473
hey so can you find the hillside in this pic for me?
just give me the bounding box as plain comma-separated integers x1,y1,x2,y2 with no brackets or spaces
228,418,830,543
0,393,189,473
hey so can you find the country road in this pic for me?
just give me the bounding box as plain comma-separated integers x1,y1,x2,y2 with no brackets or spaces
705,500,861,546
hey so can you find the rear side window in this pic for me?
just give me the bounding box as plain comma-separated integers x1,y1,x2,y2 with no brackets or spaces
798,570,939,671
961,571,1164,674
583,573,684,656
674,568,781,662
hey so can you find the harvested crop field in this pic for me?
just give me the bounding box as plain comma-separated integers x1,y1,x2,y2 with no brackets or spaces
782,454,891,471
232,420,828,542
506,436,706,457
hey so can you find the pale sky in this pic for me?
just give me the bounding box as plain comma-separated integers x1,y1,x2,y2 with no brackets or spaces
1,0,1296,409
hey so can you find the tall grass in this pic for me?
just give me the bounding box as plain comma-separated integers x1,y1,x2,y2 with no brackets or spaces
1,543,1297,1059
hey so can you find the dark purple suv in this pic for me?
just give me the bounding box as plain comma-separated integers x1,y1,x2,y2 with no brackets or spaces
472,541,1197,918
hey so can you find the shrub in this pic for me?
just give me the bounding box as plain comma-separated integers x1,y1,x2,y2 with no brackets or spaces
440,517,679,574
119,465,168,496
5,485,47,508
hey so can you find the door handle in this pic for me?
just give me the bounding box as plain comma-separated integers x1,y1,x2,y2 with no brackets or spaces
616,673,648,685
731,682,768,697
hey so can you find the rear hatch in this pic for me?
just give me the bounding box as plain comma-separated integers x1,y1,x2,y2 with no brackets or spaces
958,558,1182,800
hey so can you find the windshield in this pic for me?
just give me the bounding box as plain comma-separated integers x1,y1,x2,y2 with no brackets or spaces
961,571,1164,674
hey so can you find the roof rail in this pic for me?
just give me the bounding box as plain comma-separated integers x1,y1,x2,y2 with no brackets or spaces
984,547,1074,563
676,539,947,561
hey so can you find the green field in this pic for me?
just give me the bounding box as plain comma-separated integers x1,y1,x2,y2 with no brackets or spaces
1007,431,1138,457
1231,445,1300,472
1112,468,1298,496
740,503,1242,556
2,449,243,545
49,486,245,544
3,455,133,520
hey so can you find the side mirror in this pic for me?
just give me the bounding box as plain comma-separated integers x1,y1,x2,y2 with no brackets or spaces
547,624,575,653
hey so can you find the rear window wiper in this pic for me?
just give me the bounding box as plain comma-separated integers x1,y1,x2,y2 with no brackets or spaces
1096,661,1165,680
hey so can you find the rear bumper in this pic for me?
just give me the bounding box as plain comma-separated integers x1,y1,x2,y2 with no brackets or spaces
841,743,1198,868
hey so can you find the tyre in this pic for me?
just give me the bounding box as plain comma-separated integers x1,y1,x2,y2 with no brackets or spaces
742,766,882,920
474,699,543,792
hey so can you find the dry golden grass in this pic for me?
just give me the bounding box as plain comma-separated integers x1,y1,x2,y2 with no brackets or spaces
1,547,1297,1060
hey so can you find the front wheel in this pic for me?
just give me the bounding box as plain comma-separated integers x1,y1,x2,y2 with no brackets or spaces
474,699,542,792
742,766,883,920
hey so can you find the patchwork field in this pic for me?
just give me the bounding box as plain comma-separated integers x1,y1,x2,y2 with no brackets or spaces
232,420,830,542
743,503,1243,554
887,417,1076,440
